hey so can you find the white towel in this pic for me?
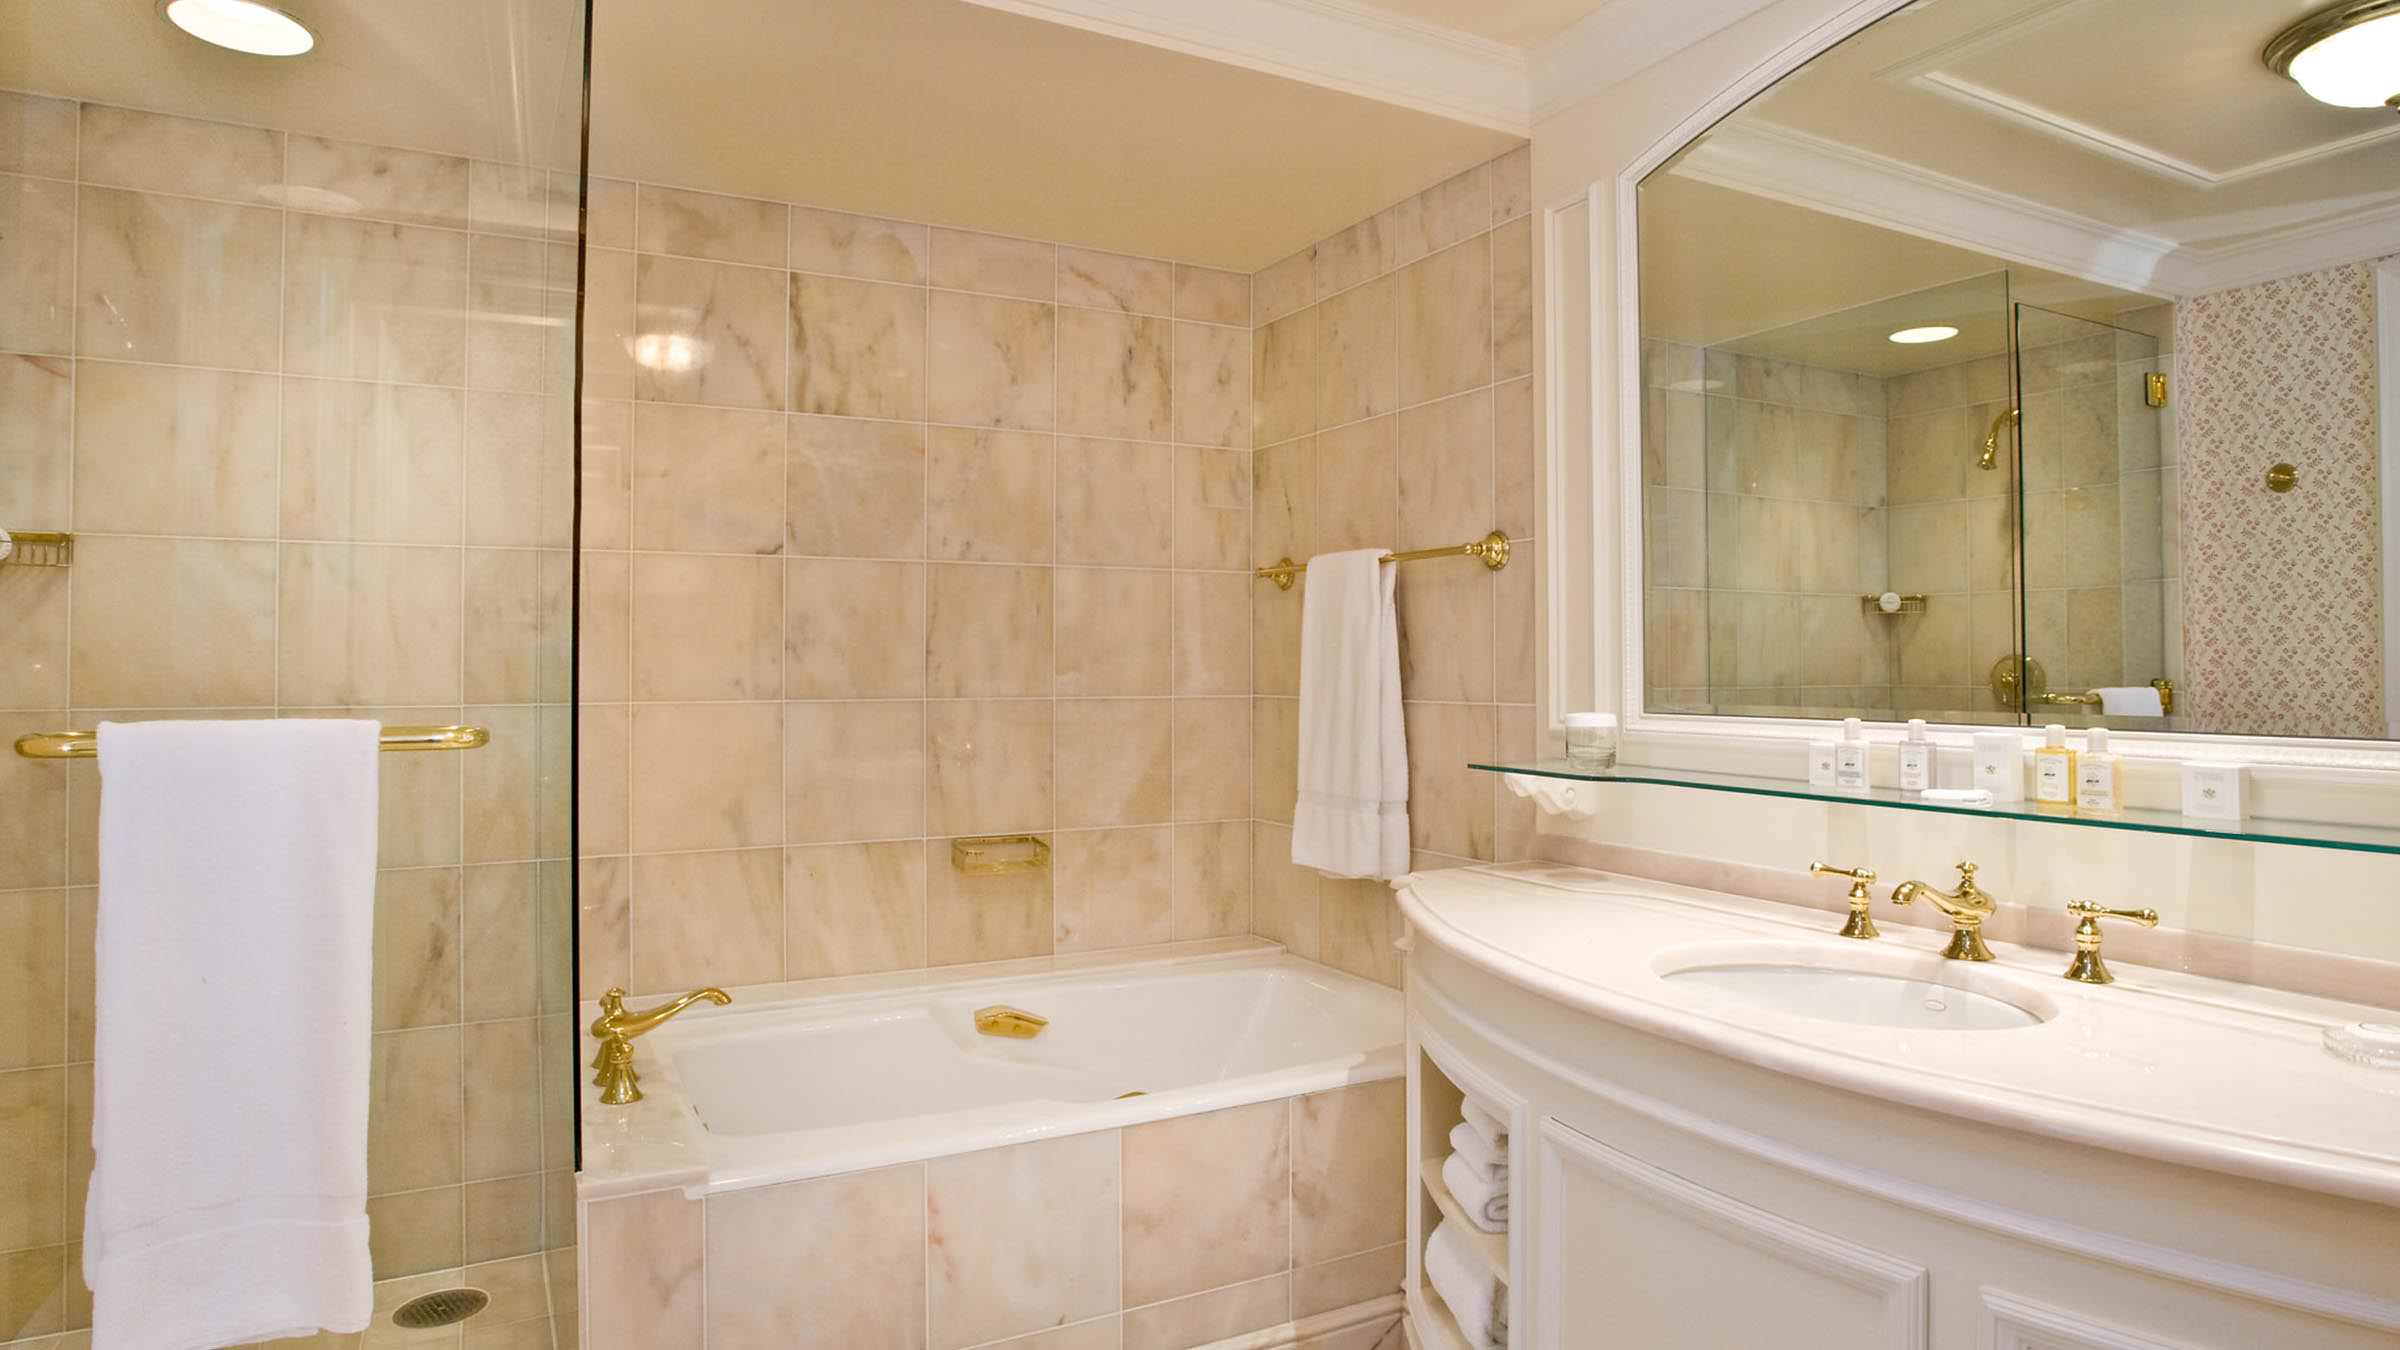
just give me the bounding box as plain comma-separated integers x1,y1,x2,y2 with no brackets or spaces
86,719,380,1350
1460,1098,1507,1151
1449,1119,1504,1180
2096,686,2166,717
1292,549,1409,879
1426,1219,1506,1348
1443,1151,1509,1233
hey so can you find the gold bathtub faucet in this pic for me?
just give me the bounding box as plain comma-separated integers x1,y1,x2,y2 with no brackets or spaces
589,986,731,1105
974,1005,1048,1039
1891,861,1998,962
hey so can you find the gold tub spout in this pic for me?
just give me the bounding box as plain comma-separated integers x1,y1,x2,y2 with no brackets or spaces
589,986,731,1105
974,1005,1049,1039
1891,861,1999,961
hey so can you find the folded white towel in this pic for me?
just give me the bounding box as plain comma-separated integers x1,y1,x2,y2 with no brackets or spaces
1426,1219,1506,1348
1460,1097,1507,1151
1443,1151,1509,1233
2096,685,2166,717
1292,548,1409,880
1449,1119,1504,1180
86,719,380,1350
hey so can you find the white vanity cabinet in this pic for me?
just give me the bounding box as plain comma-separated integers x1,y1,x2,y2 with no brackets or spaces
1396,871,2400,1350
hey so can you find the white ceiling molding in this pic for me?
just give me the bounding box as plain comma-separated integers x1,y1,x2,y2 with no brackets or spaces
957,0,1533,133
1528,0,1781,122
2178,198,2400,294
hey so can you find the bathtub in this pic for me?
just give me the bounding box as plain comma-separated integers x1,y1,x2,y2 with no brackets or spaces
599,944,1405,1196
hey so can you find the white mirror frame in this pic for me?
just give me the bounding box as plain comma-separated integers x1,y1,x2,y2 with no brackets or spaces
1592,0,2400,777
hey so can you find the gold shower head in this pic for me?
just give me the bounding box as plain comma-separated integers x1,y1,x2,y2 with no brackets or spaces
1979,407,2018,471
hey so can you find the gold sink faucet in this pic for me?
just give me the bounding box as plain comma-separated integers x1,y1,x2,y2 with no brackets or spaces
1891,861,1997,962
2062,901,2159,984
1808,862,1879,940
589,986,731,1105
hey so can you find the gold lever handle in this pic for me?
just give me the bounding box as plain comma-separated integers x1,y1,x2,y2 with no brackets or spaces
1809,862,1879,940
589,986,731,1105
2062,901,2159,986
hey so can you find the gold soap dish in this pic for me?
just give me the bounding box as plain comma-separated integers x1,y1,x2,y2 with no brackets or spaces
951,834,1050,876
0,529,72,568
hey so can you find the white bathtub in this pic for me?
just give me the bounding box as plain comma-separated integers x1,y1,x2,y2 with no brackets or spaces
602,946,1404,1195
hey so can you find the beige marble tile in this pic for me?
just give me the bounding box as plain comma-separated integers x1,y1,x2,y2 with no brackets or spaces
628,702,781,852
68,361,278,538
1391,164,1487,267
1124,1274,1291,1350
1491,145,1533,223
1402,702,1496,860
924,831,1053,966
628,401,786,554
789,413,927,558
1314,418,1396,553
580,176,635,250
784,841,927,978
465,233,547,393
371,869,460,1032
1060,247,1171,316
578,711,630,862
1172,820,1250,940
0,565,67,710
636,185,786,267
1054,698,1171,827
628,553,782,700
1253,307,1317,448
790,205,927,285
459,701,565,864
1173,265,1250,327
581,248,639,402
1316,277,1394,430
277,544,463,706
629,848,783,990
0,1067,64,1249
460,863,537,1020
1120,1098,1288,1304
926,1131,1120,1350
1055,309,1171,441
1253,439,1315,575
983,1320,1122,1350
0,713,69,890
706,1165,927,1350
927,699,1052,835
1492,217,1533,381
64,537,272,708
786,558,927,698
1318,878,1398,988
0,354,71,531
1056,438,1172,567
929,564,1052,698
1171,321,1250,449
1496,376,1537,540
1291,1079,1405,1264
78,105,280,202
461,1019,539,1181
1395,564,1493,705
784,701,925,844
76,186,281,369
789,272,928,421
584,1189,703,1350
636,253,787,410
0,174,74,356
467,160,561,240
0,92,76,179
1252,698,1298,822
1171,698,1249,821
277,378,463,545
283,214,471,385
931,228,1054,301
1171,572,1248,695
1054,568,1169,697
931,291,1055,430
1397,235,1491,407
367,1026,463,1193
365,1186,461,1275
0,891,64,1074
929,427,1055,562
1252,249,1313,327
1495,540,1537,705
1052,826,1171,951
578,551,630,705
463,389,574,550
285,136,470,228
1168,449,1247,574
1295,1243,1403,1318
1311,212,1392,299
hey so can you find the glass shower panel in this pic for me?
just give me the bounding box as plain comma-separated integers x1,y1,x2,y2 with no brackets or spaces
0,5,588,1344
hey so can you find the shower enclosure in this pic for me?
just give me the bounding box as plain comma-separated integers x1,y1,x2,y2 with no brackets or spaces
0,4,590,1344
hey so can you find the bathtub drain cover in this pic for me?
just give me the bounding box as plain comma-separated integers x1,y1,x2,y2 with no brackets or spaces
393,1288,489,1329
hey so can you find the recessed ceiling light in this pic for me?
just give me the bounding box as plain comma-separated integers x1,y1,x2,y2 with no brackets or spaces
1888,325,1960,345
159,0,316,57
2267,0,2400,109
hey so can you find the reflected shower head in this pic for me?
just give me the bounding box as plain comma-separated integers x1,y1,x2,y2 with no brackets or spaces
1979,408,2019,471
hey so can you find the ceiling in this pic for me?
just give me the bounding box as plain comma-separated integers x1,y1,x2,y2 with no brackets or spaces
1349,0,1615,49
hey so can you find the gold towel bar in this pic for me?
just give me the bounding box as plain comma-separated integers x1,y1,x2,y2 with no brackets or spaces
13,723,491,760
1256,530,1511,592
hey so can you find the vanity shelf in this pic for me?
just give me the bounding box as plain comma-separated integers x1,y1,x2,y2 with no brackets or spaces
1419,1155,1509,1283
1471,759,2400,857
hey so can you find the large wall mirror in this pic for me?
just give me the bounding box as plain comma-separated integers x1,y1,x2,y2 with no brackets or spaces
1636,0,2400,742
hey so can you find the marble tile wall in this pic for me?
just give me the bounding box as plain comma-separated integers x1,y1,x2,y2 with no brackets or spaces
0,92,581,1338
1245,148,1539,986
1881,350,2017,723
574,178,1262,997
580,1080,1407,1350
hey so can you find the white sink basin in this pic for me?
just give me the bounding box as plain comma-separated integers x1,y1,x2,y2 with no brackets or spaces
1661,963,2050,1031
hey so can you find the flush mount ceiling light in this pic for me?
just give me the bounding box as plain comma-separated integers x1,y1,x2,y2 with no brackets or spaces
1888,325,1960,345
2265,0,2400,111
159,0,316,56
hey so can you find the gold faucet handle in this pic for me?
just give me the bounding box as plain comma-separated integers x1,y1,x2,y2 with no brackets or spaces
1809,862,1875,884
2063,901,2160,985
1809,862,1879,940
2067,900,2159,930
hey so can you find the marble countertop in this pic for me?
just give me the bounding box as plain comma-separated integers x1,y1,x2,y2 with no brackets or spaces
1397,862,2400,1207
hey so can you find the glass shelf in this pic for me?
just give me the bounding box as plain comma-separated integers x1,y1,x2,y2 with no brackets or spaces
1470,760,2400,857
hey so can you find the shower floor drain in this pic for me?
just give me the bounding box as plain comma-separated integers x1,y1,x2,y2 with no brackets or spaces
392,1288,489,1330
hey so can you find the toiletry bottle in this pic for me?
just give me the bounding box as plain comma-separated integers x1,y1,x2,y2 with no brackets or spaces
2076,727,2121,813
1808,737,1839,788
1835,717,1869,790
2032,724,2077,807
1898,719,1932,792
1971,731,2024,802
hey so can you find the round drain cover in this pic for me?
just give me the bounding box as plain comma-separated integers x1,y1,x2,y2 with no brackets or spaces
392,1288,489,1330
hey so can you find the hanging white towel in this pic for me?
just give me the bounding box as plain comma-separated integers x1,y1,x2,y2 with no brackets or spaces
1426,1219,1507,1349
1449,1119,1505,1181
1443,1150,1510,1233
86,719,380,1350
1292,548,1409,879
1460,1097,1507,1151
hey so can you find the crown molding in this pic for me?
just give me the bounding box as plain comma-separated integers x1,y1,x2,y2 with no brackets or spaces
957,0,1533,133
1529,0,1780,121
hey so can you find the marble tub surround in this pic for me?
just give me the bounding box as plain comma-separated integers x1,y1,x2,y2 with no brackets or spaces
578,174,1266,1001
1246,147,1541,988
0,91,581,1333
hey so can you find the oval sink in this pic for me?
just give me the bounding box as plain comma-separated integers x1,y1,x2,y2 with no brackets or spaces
1662,963,2048,1030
